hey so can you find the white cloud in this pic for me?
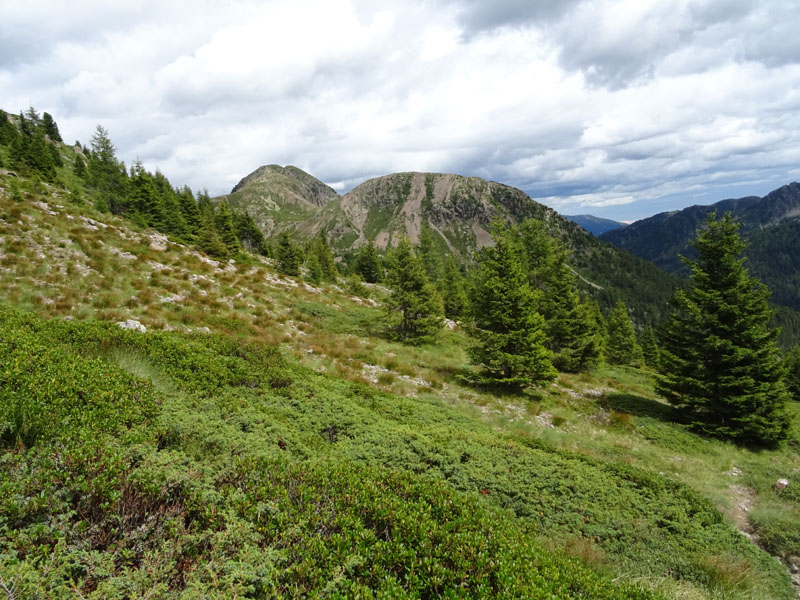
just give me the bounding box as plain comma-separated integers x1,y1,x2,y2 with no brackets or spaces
1,0,799,219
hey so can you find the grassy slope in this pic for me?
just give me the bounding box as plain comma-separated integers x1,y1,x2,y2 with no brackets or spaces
1,171,799,599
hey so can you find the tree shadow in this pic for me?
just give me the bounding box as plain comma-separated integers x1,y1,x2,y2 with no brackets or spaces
599,392,677,423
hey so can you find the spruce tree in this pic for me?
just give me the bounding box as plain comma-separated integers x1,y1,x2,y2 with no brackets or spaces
306,252,323,285
233,211,267,255
276,231,302,277
605,301,643,366
87,125,128,213
130,162,164,227
639,325,660,368
177,186,201,237
354,242,382,283
518,220,601,372
384,238,444,344
467,225,556,388
41,112,62,142
214,200,242,255
0,111,18,146
417,219,442,284
311,231,338,282
440,256,469,320
657,212,789,446
784,346,800,401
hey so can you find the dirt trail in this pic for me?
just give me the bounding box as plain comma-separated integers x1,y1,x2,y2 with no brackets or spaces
725,484,758,541
725,484,800,596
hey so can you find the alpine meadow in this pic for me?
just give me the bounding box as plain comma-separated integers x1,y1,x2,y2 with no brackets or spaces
3,100,800,600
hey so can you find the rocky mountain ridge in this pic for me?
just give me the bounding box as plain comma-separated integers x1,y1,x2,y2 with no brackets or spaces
600,182,800,311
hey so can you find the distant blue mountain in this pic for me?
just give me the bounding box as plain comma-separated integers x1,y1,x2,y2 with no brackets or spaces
564,214,627,236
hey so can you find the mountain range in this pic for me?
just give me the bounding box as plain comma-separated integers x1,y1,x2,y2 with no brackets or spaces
218,165,681,325
564,214,627,236
600,183,800,312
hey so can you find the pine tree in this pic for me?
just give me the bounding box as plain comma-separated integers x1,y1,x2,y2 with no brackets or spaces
354,242,382,283
417,219,442,284
605,301,643,366
440,256,469,320
639,326,660,368
9,112,57,182
177,186,201,237
306,252,323,285
784,346,800,401
73,153,87,178
214,200,242,255
233,211,267,255
311,231,338,282
384,238,444,344
0,111,18,146
41,112,62,142
130,162,164,227
276,231,302,277
657,212,789,446
518,220,601,372
87,125,128,213
467,225,556,388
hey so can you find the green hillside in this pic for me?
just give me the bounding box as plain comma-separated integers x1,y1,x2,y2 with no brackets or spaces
1,108,800,599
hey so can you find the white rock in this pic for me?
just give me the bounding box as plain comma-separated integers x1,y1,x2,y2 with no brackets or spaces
117,319,146,333
148,233,169,251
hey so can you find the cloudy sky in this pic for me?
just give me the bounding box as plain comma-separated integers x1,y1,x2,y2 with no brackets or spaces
3,0,800,220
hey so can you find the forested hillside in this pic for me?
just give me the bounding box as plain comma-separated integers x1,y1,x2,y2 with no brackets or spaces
601,183,800,311
2,107,800,599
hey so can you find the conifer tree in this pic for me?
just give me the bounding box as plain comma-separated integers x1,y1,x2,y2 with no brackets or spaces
467,225,556,388
639,326,660,368
73,153,87,178
0,111,18,146
605,301,643,366
518,220,601,372
41,112,62,142
306,252,323,285
784,346,800,401
87,125,128,213
177,186,201,237
440,256,469,320
384,238,444,344
9,113,58,181
311,231,338,282
233,211,267,255
214,200,242,255
657,212,789,446
417,219,442,284
197,224,230,260
276,231,302,277
354,242,382,283
130,162,164,227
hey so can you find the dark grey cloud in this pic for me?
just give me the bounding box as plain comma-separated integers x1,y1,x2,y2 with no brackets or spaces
448,0,582,34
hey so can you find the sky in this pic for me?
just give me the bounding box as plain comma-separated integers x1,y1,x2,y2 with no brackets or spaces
2,0,800,221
